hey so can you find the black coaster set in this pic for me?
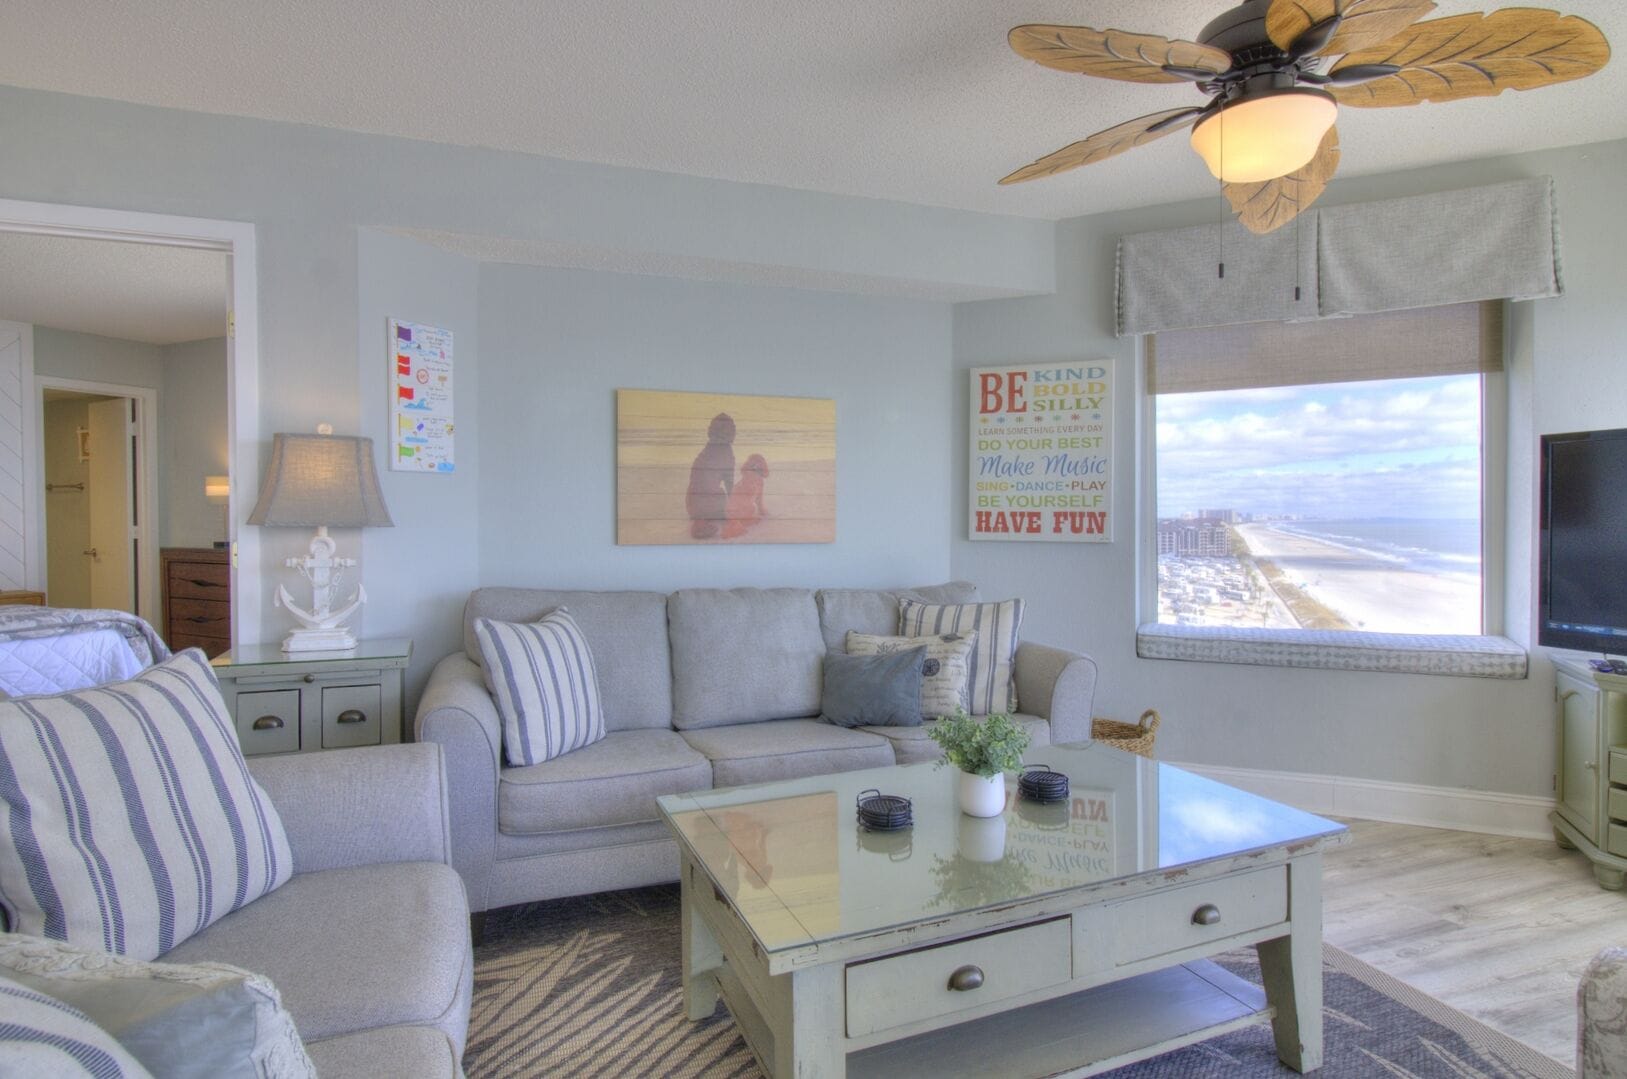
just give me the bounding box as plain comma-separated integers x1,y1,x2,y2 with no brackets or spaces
1017,764,1070,803
855,789,913,831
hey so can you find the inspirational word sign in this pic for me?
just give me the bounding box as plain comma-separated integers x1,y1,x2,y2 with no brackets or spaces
969,361,1112,542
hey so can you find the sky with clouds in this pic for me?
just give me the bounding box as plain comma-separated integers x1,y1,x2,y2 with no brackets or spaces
1156,374,1482,520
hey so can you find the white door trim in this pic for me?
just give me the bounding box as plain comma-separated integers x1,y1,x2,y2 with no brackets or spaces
0,199,261,645
0,320,35,592
36,377,160,622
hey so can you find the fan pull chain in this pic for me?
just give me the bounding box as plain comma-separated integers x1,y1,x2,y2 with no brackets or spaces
1293,202,1302,303
1217,113,1226,280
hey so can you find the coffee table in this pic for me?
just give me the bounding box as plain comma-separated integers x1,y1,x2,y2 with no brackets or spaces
657,743,1348,1078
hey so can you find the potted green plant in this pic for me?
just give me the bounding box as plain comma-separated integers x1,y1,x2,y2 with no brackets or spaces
928,711,1031,817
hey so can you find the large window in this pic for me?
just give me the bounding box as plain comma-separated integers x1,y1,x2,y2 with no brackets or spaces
1150,303,1500,638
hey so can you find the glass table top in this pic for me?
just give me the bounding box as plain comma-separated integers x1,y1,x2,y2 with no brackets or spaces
657,743,1345,956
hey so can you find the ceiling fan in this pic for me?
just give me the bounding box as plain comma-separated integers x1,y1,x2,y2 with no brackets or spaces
1000,1,1610,233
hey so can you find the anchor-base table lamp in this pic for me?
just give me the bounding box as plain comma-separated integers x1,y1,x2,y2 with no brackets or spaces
245,429,394,653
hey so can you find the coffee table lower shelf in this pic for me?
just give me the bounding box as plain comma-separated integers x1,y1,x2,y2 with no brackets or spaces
846,959,1270,1078
714,956,1272,1079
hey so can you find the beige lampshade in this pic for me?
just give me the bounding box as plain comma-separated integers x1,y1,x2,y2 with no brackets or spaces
246,434,394,528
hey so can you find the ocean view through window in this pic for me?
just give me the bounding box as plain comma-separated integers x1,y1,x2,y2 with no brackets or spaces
1154,374,1484,636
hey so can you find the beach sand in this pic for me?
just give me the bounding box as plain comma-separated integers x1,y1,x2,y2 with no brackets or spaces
1235,523,1480,635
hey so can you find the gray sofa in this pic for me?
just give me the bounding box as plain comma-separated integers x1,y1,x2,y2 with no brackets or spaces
415,583,1100,916
177,743,472,1075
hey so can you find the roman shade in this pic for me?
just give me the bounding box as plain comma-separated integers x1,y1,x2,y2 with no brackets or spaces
1118,177,1561,336
1149,301,1503,395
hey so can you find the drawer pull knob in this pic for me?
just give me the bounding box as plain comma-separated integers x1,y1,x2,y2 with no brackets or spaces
336,709,367,725
303,674,317,683
1192,903,1222,926
947,965,984,992
251,715,284,731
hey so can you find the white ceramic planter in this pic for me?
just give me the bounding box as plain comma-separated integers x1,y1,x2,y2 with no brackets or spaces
957,770,1006,818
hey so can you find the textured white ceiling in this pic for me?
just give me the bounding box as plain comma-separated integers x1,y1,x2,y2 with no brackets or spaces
0,233,227,345
1,1,1622,220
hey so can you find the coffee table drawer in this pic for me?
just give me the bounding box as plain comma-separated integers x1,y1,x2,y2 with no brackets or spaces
845,917,1071,1038
1110,866,1287,966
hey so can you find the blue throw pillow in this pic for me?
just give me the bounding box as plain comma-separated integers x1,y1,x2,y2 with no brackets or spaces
820,647,927,728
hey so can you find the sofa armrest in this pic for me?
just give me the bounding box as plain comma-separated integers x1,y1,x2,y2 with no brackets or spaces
1015,640,1099,747
248,742,450,874
414,653,502,912
1580,946,1627,1078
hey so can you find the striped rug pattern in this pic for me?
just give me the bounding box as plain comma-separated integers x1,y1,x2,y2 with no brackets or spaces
466,884,1570,1078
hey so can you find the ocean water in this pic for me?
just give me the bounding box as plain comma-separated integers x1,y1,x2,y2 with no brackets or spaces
1274,518,1481,579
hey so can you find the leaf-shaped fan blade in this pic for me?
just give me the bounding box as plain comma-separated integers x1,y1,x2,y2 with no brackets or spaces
1266,0,1438,56
1223,126,1342,234
1008,25,1231,84
1330,9,1610,107
1000,108,1205,185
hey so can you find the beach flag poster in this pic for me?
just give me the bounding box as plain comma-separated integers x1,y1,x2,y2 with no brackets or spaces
388,318,454,473
970,360,1112,542
616,388,835,546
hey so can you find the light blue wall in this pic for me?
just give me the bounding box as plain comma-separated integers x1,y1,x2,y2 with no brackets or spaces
952,138,1627,798
476,262,953,592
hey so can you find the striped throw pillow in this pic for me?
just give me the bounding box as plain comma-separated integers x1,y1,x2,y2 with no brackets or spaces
475,609,607,767
0,972,153,1078
0,649,292,962
899,598,1025,715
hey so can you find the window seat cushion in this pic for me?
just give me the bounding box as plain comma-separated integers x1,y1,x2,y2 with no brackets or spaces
1135,623,1527,679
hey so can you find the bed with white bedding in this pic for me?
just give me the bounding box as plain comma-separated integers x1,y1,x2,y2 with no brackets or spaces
0,607,173,697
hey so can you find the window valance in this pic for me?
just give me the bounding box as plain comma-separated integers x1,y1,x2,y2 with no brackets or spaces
1116,177,1561,337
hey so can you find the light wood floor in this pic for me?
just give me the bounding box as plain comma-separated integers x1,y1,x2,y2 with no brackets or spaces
1323,819,1625,1068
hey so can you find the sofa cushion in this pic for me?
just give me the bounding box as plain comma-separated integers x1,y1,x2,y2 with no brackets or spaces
862,713,1051,766
0,932,315,1079
669,589,825,729
464,588,672,731
680,720,895,787
499,729,712,835
304,1025,461,1079
162,861,471,1054
900,598,1026,715
819,648,925,729
845,631,977,719
475,610,607,767
0,649,292,961
0,970,155,1078
814,582,980,653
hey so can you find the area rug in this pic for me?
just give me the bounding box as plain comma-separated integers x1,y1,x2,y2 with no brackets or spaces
466,884,1571,1078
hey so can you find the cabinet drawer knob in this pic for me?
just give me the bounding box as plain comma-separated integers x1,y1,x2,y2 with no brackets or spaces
303,674,317,683
947,965,984,992
251,715,284,731
336,709,368,725
1192,903,1222,926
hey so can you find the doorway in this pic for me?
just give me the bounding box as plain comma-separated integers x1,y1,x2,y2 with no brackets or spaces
37,380,158,617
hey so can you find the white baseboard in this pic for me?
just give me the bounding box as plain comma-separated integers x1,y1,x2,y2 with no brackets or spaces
1170,761,1555,841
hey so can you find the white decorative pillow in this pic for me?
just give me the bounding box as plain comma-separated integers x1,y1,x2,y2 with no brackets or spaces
845,631,977,720
0,649,293,962
899,598,1025,715
475,608,607,767
0,971,154,1078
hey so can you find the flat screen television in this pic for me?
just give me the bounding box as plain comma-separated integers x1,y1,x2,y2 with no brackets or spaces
1540,427,1627,653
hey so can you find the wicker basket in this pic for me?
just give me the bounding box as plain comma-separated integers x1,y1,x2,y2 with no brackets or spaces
1091,709,1161,759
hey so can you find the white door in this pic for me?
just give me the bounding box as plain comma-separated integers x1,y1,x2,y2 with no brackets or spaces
0,321,33,590
86,397,134,613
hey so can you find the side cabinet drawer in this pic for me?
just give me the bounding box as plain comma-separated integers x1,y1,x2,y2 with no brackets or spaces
845,917,1071,1038
233,690,300,755
1611,751,1627,786
1610,787,1627,823
322,685,383,749
1109,865,1288,967
1609,823,1627,859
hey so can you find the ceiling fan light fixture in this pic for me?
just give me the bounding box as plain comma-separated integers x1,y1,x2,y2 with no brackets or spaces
1189,88,1338,183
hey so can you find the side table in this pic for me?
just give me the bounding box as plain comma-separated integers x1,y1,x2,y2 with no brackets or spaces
210,639,412,757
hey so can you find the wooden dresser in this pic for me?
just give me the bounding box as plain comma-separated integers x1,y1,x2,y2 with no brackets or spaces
160,547,232,657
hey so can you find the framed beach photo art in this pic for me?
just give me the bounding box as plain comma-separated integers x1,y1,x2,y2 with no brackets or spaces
616,388,836,546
